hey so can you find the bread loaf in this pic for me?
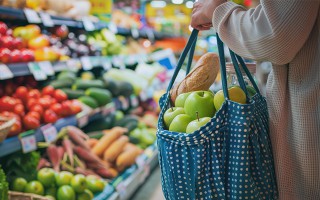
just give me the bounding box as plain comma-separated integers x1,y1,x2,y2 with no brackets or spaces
170,52,220,103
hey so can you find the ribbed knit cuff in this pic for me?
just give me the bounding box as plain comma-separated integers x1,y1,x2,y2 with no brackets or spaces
212,2,243,31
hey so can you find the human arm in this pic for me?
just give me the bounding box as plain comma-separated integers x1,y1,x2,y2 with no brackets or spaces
212,1,319,65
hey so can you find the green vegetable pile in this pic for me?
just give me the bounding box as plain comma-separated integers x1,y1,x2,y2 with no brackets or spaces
0,165,8,200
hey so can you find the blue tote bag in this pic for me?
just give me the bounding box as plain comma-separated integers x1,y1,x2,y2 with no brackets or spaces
157,30,278,200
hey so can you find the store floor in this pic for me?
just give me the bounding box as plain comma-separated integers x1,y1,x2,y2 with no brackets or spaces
131,166,165,200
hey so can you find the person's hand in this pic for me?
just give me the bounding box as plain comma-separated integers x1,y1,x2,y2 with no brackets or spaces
191,0,227,30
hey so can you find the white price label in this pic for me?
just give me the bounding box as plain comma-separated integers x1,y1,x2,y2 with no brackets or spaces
81,57,93,70
28,63,47,81
78,115,89,128
41,124,58,143
38,61,54,76
82,17,95,31
130,96,139,107
24,8,41,23
40,12,54,27
67,59,81,71
102,60,112,71
131,28,139,39
0,64,13,80
20,135,37,153
119,97,129,110
116,182,126,199
108,23,118,34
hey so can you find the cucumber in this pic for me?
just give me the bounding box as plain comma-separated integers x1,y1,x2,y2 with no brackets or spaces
61,88,85,99
57,71,77,81
118,81,134,97
85,88,112,106
50,79,74,89
114,116,139,128
78,96,99,108
87,131,105,139
72,80,105,90
82,113,116,132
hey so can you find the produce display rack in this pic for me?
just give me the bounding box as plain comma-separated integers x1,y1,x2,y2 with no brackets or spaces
0,6,173,40
0,95,138,158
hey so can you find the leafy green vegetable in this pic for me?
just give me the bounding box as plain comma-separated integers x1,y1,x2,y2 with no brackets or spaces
0,165,8,200
0,151,40,185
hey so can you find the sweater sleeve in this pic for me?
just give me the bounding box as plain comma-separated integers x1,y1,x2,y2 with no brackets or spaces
212,1,319,65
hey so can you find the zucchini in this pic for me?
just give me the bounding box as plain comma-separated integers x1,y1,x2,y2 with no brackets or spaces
85,88,112,106
78,96,99,108
72,80,105,90
61,88,85,99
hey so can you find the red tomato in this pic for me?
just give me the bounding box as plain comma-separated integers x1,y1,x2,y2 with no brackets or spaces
42,86,55,96
50,103,63,116
70,100,82,115
43,109,58,124
27,98,38,110
0,96,17,112
13,104,25,117
7,120,22,137
29,105,44,115
28,89,41,99
27,111,41,121
23,115,40,130
38,98,51,109
61,101,72,117
14,86,28,100
53,89,67,102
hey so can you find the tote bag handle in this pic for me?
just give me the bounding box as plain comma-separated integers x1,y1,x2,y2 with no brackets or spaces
216,34,261,100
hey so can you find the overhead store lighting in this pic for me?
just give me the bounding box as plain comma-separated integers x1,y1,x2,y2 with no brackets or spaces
151,1,167,8
172,0,184,4
186,1,194,8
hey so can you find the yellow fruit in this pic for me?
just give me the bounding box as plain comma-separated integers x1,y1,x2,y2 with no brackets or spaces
213,86,246,111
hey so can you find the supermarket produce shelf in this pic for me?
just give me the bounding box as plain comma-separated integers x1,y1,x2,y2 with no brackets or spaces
0,6,173,39
0,95,138,157
94,144,159,200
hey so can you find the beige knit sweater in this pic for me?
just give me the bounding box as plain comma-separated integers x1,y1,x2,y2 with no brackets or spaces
212,1,320,199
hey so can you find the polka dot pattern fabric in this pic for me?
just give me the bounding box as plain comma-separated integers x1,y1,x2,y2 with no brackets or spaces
157,93,278,200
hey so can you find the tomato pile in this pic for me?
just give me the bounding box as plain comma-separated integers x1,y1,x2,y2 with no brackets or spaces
0,86,82,137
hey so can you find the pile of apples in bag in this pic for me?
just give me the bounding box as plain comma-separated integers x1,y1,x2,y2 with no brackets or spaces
163,53,256,133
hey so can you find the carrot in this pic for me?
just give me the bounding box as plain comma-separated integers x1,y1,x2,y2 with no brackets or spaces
67,126,90,150
123,143,137,152
103,136,129,162
86,161,110,170
92,127,127,157
87,138,99,148
73,146,101,163
116,146,142,171
67,126,89,140
37,158,51,170
63,138,74,166
47,145,60,172
95,168,116,179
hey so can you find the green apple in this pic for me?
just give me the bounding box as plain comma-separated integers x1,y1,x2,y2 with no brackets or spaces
86,179,105,193
55,171,74,186
186,117,211,133
77,190,92,200
213,90,225,111
169,114,193,133
84,189,94,199
175,92,191,107
24,181,44,196
37,168,56,187
45,185,57,198
184,91,216,119
12,177,27,192
163,107,185,128
115,110,124,121
246,85,257,97
57,185,76,200
70,174,87,193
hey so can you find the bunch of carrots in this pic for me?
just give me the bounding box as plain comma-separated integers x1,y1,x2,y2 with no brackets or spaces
37,126,142,179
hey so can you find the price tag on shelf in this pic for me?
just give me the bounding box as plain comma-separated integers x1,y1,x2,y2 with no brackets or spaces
119,97,129,110
41,124,58,143
0,64,13,80
28,62,47,81
102,59,112,71
108,23,118,34
67,59,81,71
82,17,95,31
39,12,54,27
80,57,93,71
112,57,125,70
20,134,37,153
24,8,41,24
130,95,139,108
78,115,89,128
116,182,127,199
38,61,54,76
131,28,139,39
